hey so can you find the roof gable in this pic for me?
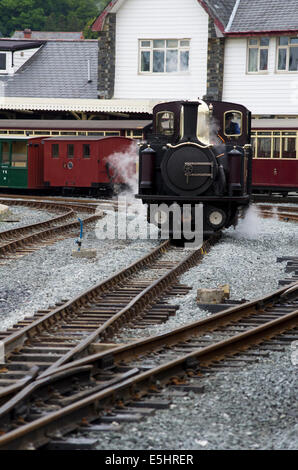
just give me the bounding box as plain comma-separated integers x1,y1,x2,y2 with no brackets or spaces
92,0,298,35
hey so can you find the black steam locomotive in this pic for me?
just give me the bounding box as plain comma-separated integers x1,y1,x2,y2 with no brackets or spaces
136,99,252,237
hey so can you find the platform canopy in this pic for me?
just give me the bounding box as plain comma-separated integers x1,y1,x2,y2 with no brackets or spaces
0,97,161,114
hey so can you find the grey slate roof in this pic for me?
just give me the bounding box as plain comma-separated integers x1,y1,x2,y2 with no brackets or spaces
201,0,237,28
227,0,298,32
0,40,98,99
12,31,84,40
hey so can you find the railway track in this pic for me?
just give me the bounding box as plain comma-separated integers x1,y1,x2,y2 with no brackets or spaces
0,235,220,405
0,199,101,263
0,281,296,450
256,204,298,222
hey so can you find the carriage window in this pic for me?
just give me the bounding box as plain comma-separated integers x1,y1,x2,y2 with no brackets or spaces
257,137,271,158
83,144,90,158
282,135,296,158
52,144,59,158
67,144,74,158
224,111,242,136
11,141,27,167
1,142,10,164
156,111,174,135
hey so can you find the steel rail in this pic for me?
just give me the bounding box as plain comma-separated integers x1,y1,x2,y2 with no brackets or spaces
38,234,220,378
1,240,171,358
0,285,296,450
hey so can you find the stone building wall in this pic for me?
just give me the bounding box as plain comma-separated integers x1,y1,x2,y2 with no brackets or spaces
204,19,225,101
97,13,116,99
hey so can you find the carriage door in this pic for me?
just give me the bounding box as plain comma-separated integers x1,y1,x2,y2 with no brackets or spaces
0,140,11,187
62,142,77,187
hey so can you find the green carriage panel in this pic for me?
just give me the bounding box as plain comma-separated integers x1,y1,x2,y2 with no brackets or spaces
0,138,28,188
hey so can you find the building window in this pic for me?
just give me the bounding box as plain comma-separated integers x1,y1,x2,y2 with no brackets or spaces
52,144,59,158
247,38,269,72
277,37,298,71
0,53,6,71
139,39,190,73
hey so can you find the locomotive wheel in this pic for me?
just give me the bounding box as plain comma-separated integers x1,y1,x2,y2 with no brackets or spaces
205,206,227,230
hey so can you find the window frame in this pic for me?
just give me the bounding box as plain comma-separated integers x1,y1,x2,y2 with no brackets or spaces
252,130,298,159
247,37,270,74
139,39,190,74
223,110,243,138
276,37,298,73
0,52,7,73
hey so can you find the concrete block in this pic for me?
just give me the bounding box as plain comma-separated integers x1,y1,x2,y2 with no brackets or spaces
72,248,97,259
197,287,226,304
0,204,9,217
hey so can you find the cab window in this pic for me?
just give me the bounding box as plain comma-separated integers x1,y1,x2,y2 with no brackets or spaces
156,111,174,135
224,111,242,136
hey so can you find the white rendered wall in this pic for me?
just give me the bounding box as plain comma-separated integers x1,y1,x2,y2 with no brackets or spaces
113,0,209,100
223,38,298,115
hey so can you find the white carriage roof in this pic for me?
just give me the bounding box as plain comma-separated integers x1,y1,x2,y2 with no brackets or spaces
0,97,161,114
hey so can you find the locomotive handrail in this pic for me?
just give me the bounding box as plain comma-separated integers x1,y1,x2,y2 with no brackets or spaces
166,142,213,149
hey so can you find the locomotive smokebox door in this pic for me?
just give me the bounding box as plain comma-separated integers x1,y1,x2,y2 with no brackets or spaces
161,145,216,196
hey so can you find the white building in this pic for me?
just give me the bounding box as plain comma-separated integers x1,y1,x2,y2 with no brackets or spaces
93,0,298,118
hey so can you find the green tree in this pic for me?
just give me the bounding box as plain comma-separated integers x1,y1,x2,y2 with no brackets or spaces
0,0,100,37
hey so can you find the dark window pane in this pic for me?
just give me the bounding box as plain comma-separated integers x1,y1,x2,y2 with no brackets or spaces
83,144,90,158
1,142,10,164
260,37,269,46
141,51,150,72
180,50,189,71
282,137,296,158
278,48,287,70
257,138,271,158
289,46,298,71
67,144,74,158
166,50,178,72
0,53,6,70
52,144,59,158
153,50,164,72
290,37,298,44
260,49,268,70
279,37,289,45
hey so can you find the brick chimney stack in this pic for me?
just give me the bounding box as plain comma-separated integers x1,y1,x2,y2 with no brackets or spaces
24,29,32,39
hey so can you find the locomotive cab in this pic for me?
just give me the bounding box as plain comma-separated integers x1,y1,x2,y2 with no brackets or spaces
136,100,252,238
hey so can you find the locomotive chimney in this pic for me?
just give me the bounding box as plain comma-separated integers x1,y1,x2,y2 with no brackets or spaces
180,101,200,143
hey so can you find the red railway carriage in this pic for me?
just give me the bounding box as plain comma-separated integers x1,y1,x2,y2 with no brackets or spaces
43,136,135,194
251,119,298,194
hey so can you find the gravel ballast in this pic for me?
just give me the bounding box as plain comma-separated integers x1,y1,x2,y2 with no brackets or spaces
0,203,297,450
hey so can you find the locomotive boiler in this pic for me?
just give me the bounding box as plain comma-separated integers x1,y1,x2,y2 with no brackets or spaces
136,100,252,236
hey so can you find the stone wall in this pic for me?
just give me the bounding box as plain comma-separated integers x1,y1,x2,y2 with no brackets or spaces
204,19,225,101
98,13,116,99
